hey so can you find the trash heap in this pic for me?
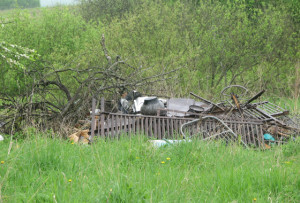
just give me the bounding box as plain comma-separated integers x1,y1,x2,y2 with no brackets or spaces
72,85,299,148
177,85,300,148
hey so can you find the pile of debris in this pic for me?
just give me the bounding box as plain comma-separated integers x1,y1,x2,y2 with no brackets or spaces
179,105,298,149
72,85,300,148
178,85,300,148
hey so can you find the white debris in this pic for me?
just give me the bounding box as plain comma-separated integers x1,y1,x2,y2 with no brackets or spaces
149,139,191,147
0,135,4,141
90,109,101,115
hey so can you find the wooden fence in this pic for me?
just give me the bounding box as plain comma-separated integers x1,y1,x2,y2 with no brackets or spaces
90,98,194,141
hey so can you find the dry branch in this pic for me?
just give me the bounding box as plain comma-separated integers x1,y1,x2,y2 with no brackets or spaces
0,34,180,135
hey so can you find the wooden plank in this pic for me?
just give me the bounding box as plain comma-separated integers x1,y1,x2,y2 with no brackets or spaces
154,117,157,138
246,123,251,144
210,121,215,138
231,121,235,141
105,114,109,137
119,115,123,135
161,119,164,138
179,119,183,138
235,123,239,142
145,117,149,137
124,116,128,135
193,120,197,138
203,120,207,139
128,116,132,136
166,118,170,138
241,124,247,144
255,124,261,148
208,120,212,136
108,112,194,121
237,124,247,144
111,115,114,138
97,115,100,136
136,116,140,135
149,117,153,137
158,118,161,139
100,97,105,137
170,118,174,139
116,115,120,137
132,116,136,135
141,117,144,135
129,116,133,136
259,125,265,149
90,98,96,141
178,119,182,136
250,124,256,146
174,119,178,135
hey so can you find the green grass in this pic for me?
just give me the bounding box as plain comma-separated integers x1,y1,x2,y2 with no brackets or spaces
0,134,299,202
267,97,300,115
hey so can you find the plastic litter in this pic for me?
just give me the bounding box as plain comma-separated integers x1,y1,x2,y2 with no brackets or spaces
149,139,191,147
264,133,275,141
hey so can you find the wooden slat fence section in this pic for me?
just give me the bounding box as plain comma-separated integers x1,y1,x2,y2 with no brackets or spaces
92,111,195,139
179,118,264,147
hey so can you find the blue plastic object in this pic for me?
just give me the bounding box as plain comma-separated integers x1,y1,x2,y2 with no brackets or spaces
264,133,275,141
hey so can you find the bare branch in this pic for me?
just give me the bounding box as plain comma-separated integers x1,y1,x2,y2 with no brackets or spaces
101,34,112,65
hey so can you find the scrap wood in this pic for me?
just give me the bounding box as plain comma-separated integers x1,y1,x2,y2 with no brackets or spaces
244,90,265,106
231,93,243,115
68,129,90,144
265,143,271,149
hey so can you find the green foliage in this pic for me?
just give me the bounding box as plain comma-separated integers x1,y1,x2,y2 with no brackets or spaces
79,0,142,22
93,0,298,96
0,41,39,95
0,7,100,97
283,137,300,157
0,0,40,10
0,0,299,99
0,136,299,202
1,8,94,62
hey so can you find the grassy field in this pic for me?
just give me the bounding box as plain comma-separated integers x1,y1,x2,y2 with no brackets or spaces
0,133,299,202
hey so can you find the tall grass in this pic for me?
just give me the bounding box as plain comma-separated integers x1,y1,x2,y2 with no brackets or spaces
0,134,299,202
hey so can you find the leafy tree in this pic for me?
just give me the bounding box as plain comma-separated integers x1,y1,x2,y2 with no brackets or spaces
0,41,39,95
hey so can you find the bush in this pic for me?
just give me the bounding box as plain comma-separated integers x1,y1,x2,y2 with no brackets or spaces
0,0,40,10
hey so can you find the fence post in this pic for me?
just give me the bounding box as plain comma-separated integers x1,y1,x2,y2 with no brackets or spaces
89,98,96,142
100,97,105,137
